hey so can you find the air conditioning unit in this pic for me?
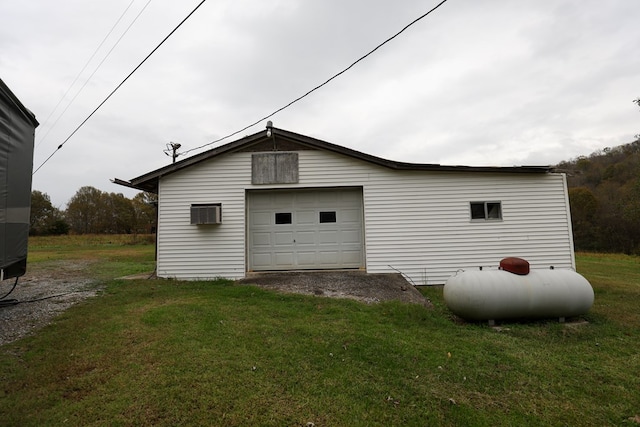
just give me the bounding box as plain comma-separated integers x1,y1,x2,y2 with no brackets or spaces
190,204,222,224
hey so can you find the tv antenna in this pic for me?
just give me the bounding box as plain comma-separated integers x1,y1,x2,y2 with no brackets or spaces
164,142,182,163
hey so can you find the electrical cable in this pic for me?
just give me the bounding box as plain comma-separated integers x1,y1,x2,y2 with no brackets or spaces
179,0,450,157
0,290,97,307
36,0,138,149
33,0,208,175
0,277,19,300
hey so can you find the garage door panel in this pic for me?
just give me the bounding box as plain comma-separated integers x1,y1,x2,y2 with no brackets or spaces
317,253,338,266
252,253,273,268
297,211,315,225
248,188,363,271
296,251,317,266
273,193,295,206
252,232,271,246
274,231,294,246
343,210,364,225
341,250,362,264
318,230,339,245
275,252,294,266
340,230,361,245
252,212,272,226
296,231,316,245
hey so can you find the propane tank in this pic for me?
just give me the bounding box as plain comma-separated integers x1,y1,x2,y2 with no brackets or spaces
444,266,594,322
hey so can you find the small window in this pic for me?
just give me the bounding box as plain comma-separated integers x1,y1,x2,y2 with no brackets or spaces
275,212,292,224
486,202,502,219
470,203,486,220
470,202,502,221
319,211,337,223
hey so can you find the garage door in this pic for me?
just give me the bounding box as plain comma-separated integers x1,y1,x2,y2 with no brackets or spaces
247,188,364,271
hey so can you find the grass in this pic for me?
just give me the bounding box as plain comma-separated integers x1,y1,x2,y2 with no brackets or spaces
26,234,156,279
1,240,639,426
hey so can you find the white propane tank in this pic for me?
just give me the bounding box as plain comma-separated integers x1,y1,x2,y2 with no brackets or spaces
443,268,594,321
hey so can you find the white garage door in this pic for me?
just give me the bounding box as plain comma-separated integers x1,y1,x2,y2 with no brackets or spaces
247,188,364,271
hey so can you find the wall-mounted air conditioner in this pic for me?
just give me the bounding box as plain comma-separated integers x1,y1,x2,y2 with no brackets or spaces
190,203,222,224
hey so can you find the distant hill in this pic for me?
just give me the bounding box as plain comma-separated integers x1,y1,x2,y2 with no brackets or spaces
556,139,640,254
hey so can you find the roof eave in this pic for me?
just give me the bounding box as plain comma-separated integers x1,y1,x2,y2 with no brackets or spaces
117,127,553,194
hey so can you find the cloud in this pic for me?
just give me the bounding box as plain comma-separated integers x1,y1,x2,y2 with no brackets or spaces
2,0,639,206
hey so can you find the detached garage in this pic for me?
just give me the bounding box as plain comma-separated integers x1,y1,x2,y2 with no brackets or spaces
115,125,575,285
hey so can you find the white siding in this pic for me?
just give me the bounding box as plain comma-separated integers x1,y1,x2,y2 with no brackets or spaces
157,149,574,284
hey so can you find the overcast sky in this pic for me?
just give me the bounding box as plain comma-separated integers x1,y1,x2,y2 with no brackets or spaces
2,0,639,207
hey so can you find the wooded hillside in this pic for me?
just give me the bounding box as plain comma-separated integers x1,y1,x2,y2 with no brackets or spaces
557,139,640,254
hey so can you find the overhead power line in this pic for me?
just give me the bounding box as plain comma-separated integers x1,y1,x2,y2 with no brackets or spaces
36,0,138,149
37,0,154,152
33,0,208,175
179,0,450,157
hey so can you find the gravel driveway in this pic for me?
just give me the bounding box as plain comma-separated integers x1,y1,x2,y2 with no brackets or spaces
0,260,101,346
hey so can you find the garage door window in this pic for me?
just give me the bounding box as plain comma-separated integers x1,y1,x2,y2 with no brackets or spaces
319,211,337,223
275,212,292,224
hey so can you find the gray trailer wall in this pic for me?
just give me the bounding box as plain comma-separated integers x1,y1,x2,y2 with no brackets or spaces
0,79,38,279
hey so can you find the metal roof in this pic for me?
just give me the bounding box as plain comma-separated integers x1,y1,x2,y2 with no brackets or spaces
114,126,553,193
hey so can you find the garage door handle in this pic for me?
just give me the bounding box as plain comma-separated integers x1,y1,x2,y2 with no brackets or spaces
293,239,296,243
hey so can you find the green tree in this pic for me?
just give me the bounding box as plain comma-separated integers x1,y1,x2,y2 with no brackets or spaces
131,192,157,234
65,186,106,234
568,187,599,251
103,192,135,234
30,190,68,235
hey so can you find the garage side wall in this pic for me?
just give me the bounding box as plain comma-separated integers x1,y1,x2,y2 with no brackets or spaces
156,149,573,284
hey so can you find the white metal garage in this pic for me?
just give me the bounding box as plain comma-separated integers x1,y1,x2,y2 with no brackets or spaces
116,125,574,283
247,188,364,271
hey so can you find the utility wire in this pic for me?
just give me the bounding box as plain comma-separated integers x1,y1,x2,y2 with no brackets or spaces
180,0,450,157
36,0,138,149
33,0,208,175
0,290,98,307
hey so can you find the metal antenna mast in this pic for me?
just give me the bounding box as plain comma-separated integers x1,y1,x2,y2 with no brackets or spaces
164,142,181,163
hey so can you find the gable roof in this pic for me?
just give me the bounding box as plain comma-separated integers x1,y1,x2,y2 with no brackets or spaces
114,126,552,193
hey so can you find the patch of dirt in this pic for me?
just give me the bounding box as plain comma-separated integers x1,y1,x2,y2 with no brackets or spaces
237,271,432,307
0,260,102,346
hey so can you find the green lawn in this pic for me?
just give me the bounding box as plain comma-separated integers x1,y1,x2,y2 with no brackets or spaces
1,236,639,426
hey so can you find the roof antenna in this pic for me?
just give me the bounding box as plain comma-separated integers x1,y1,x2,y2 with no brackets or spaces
164,142,181,163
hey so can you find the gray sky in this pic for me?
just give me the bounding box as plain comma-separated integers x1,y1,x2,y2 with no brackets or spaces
2,0,639,207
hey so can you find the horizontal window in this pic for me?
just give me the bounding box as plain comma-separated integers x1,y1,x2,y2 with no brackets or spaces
275,212,292,224
319,211,336,223
470,201,502,221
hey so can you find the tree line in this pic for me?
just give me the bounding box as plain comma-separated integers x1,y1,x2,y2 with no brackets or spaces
30,186,156,236
558,138,640,255
29,138,640,255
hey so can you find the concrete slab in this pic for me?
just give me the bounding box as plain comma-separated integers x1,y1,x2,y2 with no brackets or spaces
237,270,432,307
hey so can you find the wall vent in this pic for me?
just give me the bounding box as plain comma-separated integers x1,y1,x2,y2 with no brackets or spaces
190,204,222,224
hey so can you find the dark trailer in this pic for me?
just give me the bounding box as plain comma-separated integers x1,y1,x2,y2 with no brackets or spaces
0,78,38,281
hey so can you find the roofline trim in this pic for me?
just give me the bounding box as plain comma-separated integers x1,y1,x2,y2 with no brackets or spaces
115,127,553,193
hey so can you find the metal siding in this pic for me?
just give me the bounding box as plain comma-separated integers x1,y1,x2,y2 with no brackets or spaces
156,150,573,284
361,169,573,285
157,154,249,279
